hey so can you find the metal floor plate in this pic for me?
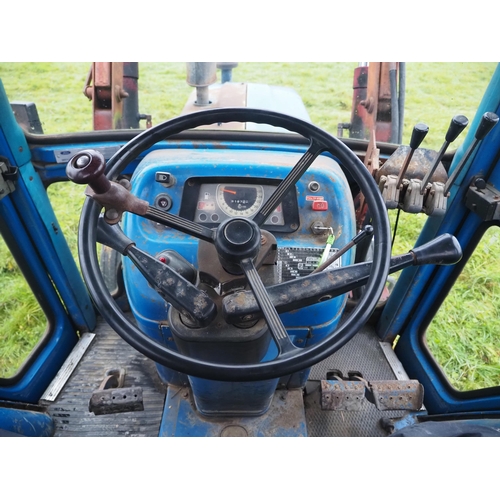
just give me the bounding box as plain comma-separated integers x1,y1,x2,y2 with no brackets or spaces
43,317,167,437
305,326,404,437
43,317,403,437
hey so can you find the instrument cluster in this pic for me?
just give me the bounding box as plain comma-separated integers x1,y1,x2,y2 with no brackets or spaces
179,177,299,233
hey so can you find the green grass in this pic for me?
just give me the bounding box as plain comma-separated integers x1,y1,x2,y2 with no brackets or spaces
426,227,500,391
0,249,47,377
0,62,499,389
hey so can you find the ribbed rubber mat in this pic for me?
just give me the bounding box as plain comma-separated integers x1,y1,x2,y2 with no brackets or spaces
44,318,167,437
305,326,405,437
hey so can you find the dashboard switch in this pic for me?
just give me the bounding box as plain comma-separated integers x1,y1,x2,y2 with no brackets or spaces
154,194,173,211
155,172,175,186
312,200,328,211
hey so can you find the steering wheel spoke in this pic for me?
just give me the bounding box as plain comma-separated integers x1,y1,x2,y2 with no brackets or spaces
253,141,324,226
239,258,298,356
96,216,217,326
144,206,215,242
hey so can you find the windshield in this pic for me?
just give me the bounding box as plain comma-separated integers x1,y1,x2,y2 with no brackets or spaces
0,62,496,150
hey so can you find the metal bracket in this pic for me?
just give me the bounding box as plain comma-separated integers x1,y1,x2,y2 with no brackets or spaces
89,368,144,415
401,178,424,214
0,159,18,201
465,180,500,222
378,174,400,209
423,181,448,217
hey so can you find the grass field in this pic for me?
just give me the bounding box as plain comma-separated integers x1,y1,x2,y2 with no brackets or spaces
0,62,499,390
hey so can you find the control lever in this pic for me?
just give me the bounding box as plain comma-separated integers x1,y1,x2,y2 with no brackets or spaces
420,115,469,194
66,149,215,242
444,112,499,196
312,225,373,274
96,215,218,327
222,234,462,324
396,123,429,189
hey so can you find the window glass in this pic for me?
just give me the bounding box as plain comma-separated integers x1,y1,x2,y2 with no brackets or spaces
0,234,47,378
426,226,500,391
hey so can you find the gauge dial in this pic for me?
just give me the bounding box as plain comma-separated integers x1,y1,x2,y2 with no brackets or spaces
216,184,265,218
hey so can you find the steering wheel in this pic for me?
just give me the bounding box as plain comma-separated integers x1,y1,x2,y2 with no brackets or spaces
70,108,391,382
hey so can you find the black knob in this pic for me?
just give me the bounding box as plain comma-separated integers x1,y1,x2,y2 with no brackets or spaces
474,177,487,190
445,115,469,143
214,218,261,274
411,234,462,266
475,112,499,140
409,123,429,149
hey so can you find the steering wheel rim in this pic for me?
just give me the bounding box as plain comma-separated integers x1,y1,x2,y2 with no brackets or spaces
78,107,391,382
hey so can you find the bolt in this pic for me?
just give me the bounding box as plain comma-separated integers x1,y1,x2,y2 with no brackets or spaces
106,208,120,220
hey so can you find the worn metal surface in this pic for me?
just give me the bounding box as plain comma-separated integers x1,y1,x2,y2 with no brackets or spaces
159,386,307,437
84,62,128,130
320,375,423,412
376,146,448,185
368,380,424,411
89,386,144,415
465,181,500,221
306,324,407,437
379,341,412,381
40,333,95,403
320,380,366,411
43,316,166,437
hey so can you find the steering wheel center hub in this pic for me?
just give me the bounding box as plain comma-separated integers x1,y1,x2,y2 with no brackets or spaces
215,218,261,274
224,219,254,245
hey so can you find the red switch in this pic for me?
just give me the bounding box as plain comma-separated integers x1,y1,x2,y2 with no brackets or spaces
312,200,328,211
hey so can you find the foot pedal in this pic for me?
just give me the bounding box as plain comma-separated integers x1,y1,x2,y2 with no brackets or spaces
89,368,144,415
367,380,424,411
320,371,424,411
321,380,366,411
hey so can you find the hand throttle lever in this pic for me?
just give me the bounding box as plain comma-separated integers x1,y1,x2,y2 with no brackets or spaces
222,234,462,324
66,149,215,242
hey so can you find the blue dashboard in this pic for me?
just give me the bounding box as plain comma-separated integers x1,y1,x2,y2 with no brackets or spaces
122,143,357,362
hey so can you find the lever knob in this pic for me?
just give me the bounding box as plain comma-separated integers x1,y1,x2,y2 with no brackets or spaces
445,115,469,143
409,123,429,149
475,112,499,140
411,233,462,266
66,149,111,194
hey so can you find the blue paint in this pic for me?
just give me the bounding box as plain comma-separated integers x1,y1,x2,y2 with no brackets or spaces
0,407,54,437
159,386,307,437
378,64,500,414
121,142,355,416
0,81,31,166
123,146,354,341
0,197,78,402
10,168,95,331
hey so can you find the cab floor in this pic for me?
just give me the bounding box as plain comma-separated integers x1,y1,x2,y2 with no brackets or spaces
43,316,403,437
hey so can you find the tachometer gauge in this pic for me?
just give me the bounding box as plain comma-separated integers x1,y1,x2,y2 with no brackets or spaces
216,184,265,218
